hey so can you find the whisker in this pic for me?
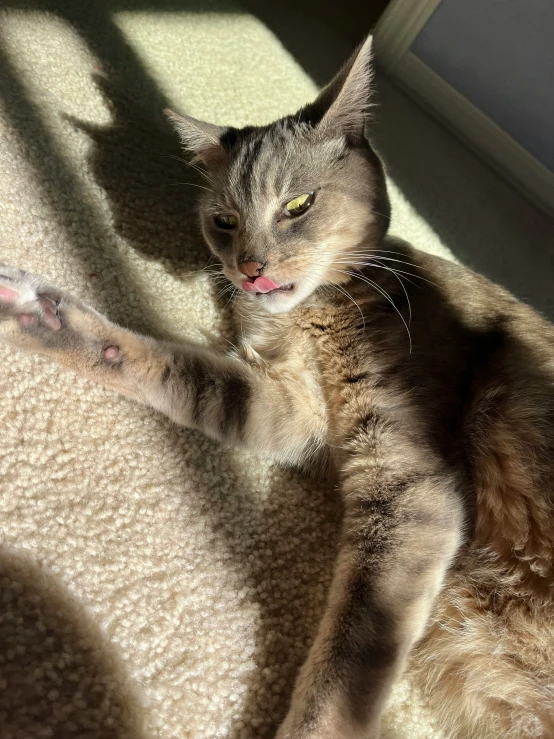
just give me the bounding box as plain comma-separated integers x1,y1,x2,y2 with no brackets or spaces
332,258,436,286
160,153,214,184
332,281,366,330
370,255,432,272
159,152,190,166
212,275,232,287
340,251,430,270
368,262,412,325
340,269,412,352
162,181,215,194
223,287,239,310
215,284,235,301
371,263,437,287
343,249,416,259
186,260,223,276
330,261,422,291
368,265,420,291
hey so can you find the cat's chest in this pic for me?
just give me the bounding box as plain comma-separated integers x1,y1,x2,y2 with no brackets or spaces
240,302,363,359
238,303,388,413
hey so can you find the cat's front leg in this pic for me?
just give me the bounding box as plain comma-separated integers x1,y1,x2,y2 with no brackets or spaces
0,267,326,462
276,460,464,739
0,265,155,404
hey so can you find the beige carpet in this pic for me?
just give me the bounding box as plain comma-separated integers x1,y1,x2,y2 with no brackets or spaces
1,3,551,738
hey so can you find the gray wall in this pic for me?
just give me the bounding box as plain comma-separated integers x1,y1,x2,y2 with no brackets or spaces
411,0,554,172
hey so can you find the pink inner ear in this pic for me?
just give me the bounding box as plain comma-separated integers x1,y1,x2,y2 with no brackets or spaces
0,286,18,302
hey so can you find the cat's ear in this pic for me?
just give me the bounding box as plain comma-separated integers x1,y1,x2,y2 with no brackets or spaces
164,109,227,163
302,35,374,138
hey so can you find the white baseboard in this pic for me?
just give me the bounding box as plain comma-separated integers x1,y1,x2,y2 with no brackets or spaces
374,0,554,215
375,0,441,73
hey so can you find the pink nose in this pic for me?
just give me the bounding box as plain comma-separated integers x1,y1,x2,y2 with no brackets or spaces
239,261,263,278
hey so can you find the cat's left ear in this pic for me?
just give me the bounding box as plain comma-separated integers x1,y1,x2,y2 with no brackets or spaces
302,35,374,139
164,109,227,163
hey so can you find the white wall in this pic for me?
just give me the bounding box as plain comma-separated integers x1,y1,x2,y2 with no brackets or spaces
411,0,554,173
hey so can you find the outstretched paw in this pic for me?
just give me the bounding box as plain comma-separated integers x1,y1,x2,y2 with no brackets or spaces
0,266,149,401
0,265,63,333
0,265,119,366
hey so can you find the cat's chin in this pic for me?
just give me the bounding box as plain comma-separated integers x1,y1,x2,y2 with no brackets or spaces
253,288,299,314
253,281,320,314
230,271,325,313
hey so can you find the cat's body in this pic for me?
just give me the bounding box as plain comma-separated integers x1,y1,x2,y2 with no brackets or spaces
1,35,553,739
235,240,554,739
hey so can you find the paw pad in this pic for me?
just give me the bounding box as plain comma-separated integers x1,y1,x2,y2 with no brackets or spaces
38,297,61,331
17,314,38,328
103,345,121,364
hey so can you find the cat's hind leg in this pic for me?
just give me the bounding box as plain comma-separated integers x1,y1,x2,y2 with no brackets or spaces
276,456,464,739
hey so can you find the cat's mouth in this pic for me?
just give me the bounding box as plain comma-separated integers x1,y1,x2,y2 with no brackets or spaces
241,276,294,295
256,283,295,296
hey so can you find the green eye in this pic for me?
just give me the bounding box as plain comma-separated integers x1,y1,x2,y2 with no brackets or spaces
284,192,315,217
214,214,238,230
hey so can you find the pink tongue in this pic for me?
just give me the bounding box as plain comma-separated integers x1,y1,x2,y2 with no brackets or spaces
242,276,280,293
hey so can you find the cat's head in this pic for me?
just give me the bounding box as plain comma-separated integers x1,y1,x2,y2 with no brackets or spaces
166,36,389,314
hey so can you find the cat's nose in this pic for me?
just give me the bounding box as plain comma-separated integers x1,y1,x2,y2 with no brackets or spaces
239,261,264,278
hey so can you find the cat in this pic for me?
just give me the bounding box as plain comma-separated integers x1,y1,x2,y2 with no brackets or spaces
1,35,554,739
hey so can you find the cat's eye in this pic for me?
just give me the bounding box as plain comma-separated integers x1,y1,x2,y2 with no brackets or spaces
213,214,238,230
284,192,315,217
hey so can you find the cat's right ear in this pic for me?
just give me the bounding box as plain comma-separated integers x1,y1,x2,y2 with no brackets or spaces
301,35,374,139
164,109,227,164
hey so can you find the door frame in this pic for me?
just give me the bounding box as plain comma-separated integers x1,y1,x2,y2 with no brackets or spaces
373,0,554,215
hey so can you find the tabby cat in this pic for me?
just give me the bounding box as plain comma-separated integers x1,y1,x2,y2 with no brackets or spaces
1,36,553,739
